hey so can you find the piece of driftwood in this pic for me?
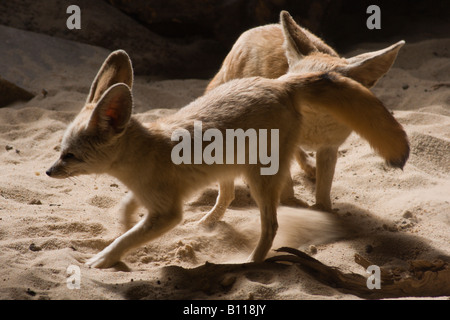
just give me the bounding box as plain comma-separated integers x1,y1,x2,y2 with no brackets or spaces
267,247,450,299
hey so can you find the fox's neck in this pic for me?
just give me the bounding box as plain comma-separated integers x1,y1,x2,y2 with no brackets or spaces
105,117,171,188
105,118,148,179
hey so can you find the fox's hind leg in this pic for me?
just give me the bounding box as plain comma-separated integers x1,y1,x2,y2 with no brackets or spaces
246,171,285,262
248,186,279,262
314,146,338,211
199,179,235,227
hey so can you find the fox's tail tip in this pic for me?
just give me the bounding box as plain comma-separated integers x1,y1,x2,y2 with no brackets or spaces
386,145,410,170
319,71,339,82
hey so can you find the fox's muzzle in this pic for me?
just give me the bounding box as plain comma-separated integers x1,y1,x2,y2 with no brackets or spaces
46,165,57,178
46,160,66,179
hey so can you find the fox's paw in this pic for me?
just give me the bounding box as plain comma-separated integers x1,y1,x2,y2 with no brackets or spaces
198,214,219,228
86,250,120,269
198,207,226,228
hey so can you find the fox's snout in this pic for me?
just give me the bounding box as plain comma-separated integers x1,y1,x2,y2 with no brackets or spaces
45,160,67,179
45,164,58,178
46,166,54,177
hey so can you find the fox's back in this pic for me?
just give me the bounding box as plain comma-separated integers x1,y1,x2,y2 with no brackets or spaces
162,76,298,134
206,25,288,92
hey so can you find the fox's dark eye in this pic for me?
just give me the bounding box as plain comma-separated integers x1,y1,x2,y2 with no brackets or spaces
62,153,76,161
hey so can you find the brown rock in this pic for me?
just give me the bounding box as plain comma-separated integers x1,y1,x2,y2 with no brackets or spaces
0,76,34,108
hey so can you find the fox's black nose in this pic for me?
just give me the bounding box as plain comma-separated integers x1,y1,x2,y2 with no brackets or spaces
46,169,52,177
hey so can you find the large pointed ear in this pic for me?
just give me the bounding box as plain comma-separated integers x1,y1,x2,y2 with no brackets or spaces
280,11,317,64
300,27,339,57
87,50,133,104
343,40,405,88
88,83,133,137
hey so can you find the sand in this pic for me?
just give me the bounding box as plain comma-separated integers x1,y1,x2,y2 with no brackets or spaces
0,24,449,301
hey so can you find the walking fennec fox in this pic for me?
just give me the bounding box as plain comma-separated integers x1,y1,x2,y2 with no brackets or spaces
201,11,405,224
46,49,409,268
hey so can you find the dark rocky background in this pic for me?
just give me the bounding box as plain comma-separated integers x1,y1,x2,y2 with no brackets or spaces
0,0,448,79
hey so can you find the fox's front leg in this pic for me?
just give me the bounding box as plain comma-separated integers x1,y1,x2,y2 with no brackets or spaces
279,174,309,207
199,179,235,226
86,207,182,268
314,146,338,211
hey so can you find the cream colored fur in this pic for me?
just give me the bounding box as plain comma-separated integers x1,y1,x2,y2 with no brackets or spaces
47,46,408,268
204,11,406,218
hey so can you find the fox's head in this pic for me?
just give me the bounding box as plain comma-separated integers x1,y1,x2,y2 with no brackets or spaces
280,11,404,88
46,50,134,179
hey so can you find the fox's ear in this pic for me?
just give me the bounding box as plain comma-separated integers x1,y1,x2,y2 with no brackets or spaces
87,50,133,104
88,83,133,136
343,40,405,88
280,11,317,64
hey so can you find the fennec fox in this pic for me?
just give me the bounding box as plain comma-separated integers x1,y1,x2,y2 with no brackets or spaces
202,11,405,222
46,49,408,268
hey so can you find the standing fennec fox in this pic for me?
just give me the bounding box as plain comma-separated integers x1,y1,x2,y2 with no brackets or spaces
47,47,408,268
203,11,405,222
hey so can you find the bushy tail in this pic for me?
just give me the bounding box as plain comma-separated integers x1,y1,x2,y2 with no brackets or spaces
283,72,409,168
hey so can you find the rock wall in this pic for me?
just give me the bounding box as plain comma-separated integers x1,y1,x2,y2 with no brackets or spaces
0,0,448,78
